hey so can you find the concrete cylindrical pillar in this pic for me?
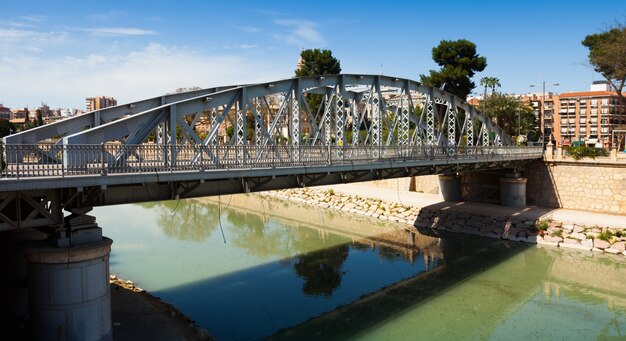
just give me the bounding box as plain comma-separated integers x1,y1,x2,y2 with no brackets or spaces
0,229,47,324
500,177,527,207
438,174,462,202
24,238,113,341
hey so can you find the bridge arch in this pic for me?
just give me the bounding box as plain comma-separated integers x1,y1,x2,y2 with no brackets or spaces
4,74,515,168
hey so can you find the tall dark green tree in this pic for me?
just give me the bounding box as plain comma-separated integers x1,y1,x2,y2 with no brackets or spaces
295,49,341,120
582,24,626,103
295,49,341,78
420,39,487,100
36,109,43,126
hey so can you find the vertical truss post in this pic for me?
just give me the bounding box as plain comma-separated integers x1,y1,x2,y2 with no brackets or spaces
169,104,177,167
254,98,263,146
324,92,333,146
334,84,345,148
351,98,359,146
209,108,218,145
425,87,436,147
236,88,247,164
447,96,457,155
291,79,301,162
399,82,410,146
467,107,474,147
482,124,490,146
371,79,382,158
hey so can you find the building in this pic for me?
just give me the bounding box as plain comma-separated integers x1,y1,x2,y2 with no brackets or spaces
0,105,11,120
520,92,557,144
521,81,626,148
86,96,117,111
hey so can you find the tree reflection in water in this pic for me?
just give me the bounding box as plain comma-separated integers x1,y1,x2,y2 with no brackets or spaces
294,244,350,297
138,200,219,241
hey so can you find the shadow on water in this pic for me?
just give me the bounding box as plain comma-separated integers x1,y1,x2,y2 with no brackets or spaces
268,230,538,341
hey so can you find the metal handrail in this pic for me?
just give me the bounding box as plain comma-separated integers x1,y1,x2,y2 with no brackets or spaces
0,144,543,179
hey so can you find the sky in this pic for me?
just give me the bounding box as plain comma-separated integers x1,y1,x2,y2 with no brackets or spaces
1,0,625,109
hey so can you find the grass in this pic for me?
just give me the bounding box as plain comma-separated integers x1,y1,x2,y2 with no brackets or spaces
552,229,563,238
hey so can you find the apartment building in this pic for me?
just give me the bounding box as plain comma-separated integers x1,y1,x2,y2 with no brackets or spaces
86,96,117,111
522,81,626,148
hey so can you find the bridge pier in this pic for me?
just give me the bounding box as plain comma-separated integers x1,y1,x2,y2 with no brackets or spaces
438,174,462,202
0,228,47,333
24,237,113,341
499,173,527,207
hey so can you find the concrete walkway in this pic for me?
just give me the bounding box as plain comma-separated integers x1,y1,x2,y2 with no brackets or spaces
317,183,626,229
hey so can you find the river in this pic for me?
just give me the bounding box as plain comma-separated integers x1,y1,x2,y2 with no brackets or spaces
94,194,626,340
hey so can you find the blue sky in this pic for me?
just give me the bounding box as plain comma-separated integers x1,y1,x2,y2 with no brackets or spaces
1,0,625,109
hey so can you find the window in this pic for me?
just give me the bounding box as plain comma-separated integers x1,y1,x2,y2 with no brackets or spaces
602,98,609,106
591,99,598,107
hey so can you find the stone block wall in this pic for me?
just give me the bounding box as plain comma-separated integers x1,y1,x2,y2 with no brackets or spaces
525,160,626,214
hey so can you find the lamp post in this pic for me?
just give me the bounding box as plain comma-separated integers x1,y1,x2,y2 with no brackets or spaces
529,81,559,146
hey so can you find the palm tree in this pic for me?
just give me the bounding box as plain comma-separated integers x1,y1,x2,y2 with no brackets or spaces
480,76,501,95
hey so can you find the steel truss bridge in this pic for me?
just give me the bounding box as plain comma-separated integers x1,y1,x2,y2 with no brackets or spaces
0,74,542,233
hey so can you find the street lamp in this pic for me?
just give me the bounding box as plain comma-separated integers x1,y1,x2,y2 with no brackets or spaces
529,81,559,145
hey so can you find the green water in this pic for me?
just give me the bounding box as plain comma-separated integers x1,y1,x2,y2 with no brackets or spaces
94,195,626,340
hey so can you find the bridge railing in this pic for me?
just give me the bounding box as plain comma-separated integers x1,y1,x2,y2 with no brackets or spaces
0,143,543,179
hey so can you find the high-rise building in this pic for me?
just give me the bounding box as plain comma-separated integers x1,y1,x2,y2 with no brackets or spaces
86,96,117,111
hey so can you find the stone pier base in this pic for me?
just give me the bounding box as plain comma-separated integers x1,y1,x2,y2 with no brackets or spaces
24,238,113,341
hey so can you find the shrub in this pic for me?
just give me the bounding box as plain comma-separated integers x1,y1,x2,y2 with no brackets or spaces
535,219,549,231
598,230,614,242
564,146,609,160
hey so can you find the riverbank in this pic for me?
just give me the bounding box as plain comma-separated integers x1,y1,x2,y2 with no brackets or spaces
110,275,213,340
262,184,626,257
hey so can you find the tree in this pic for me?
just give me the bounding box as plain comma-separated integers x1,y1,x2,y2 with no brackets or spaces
0,120,16,138
36,109,43,126
294,49,341,120
582,24,626,102
480,76,501,95
483,93,537,142
420,39,487,100
295,49,341,78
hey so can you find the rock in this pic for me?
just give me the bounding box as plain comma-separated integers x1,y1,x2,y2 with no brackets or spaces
544,235,563,243
581,239,594,249
612,241,625,252
536,236,559,247
562,238,580,245
593,239,611,250
573,225,585,233
569,232,587,241
559,242,592,251
604,248,621,255
110,274,117,280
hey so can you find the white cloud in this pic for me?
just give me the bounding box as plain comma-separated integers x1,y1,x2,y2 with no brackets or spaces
273,19,324,46
222,44,258,49
84,27,157,36
0,43,292,108
234,26,261,33
19,15,46,22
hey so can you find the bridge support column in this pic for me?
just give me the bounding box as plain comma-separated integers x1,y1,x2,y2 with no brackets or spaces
438,174,462,202
0,228,47,334
24,237,113,341
500,173,527,207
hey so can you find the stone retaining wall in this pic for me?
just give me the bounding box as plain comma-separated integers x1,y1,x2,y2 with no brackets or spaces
267,187,626,257
525,160,626,214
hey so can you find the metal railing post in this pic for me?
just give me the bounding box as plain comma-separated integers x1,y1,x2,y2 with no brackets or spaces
100,143,106,176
